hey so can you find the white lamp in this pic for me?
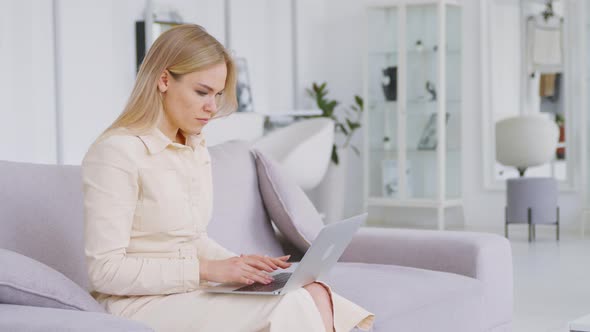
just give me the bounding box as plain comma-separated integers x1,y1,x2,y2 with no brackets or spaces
496,115,560,241
495,115,559,176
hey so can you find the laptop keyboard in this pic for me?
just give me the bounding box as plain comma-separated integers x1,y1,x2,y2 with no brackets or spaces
234,272,292,293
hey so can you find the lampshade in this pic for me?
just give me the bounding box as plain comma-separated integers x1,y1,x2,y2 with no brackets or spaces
495,115,559,169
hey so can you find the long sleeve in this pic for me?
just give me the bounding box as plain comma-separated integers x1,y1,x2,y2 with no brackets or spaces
83,137,200,296
195,233,238,261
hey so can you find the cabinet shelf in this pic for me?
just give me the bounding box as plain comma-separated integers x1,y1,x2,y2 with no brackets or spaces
370,147,461,153
369,99,461,104
368,48,461,56
364,1,463,230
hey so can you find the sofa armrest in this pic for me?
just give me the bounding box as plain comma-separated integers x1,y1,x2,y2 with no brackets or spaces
340,227,513,330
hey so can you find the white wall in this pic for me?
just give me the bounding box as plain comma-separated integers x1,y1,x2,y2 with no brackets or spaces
2,0,583,229
56,0,226,165
319,0,366,219
0,0,57,164
1,0,327,165
229,0,293,113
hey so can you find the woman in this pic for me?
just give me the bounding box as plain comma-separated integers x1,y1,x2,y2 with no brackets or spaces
82,24,374,332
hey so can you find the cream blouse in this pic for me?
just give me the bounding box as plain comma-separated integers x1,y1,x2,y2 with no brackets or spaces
82,127,237,297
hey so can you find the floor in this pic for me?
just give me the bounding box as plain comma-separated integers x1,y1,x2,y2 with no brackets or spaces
471,225,590,332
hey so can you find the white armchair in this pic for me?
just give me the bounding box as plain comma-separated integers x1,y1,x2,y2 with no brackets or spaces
251,118,334,191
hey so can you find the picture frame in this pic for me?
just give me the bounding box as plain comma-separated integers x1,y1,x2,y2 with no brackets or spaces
135,21,183,72
235,57,254,112
417,112,450,150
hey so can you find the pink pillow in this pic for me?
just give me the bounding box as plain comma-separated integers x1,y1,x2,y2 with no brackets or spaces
253,149,324,252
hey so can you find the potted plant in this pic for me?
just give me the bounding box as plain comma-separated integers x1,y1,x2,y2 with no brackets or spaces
303,82,364,223
305,82,364,165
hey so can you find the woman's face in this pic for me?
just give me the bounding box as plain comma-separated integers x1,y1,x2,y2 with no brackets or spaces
158,62,227,137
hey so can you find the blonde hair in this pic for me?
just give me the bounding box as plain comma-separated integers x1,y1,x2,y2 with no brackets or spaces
102,24,237,137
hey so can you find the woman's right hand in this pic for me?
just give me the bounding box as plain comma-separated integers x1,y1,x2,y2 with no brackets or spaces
201,255,290,285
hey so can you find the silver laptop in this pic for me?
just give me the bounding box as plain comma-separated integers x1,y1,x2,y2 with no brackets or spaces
202,213,366,296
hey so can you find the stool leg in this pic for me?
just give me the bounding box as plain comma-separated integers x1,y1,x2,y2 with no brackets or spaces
505,207,509,238
556,206,560,241
527,208,532,242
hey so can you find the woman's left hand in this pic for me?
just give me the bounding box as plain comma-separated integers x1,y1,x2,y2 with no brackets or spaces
239,254,292,273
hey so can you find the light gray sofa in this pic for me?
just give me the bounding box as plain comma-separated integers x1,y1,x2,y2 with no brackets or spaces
0,140,513,331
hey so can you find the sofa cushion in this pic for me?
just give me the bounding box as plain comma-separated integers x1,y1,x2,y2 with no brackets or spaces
208,141,285,257
253,149,324,252
0,304,153,332
0,249,104,312
323,262,484,332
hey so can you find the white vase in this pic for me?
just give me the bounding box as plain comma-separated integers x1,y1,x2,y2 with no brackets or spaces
309,147,348,224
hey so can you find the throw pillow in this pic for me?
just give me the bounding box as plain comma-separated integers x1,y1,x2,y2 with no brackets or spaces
0,248,105,312
252,149,324,252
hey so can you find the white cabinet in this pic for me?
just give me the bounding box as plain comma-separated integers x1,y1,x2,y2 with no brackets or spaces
363,0,462,229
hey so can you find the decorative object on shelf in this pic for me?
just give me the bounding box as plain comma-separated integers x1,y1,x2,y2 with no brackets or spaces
539,73,563,114
526,0,564,75
425,80,437,101
542,0,555,21
415,40,424,52
381,66,397,101
305,82,364,165
381,159,412,198
417,112,450,150
235,57,254,112
383,136,392,150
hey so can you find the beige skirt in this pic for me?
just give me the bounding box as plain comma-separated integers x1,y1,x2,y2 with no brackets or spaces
96,281,374,332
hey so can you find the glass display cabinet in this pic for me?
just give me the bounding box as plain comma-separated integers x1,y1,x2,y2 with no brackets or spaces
363,0,462,229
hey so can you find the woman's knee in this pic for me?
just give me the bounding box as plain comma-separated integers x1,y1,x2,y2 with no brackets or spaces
304,283,332,310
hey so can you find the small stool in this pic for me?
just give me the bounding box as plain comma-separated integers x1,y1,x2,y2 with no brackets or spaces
505,177,559,242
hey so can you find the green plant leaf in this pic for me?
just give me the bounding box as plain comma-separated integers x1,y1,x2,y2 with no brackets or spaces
346,119,361,131
336,123,349,136
351,145,360,156
331,144,339,165
355,95,364,110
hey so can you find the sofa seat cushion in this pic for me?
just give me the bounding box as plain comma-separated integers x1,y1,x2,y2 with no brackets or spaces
0,304,153,332
323,263,484,332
